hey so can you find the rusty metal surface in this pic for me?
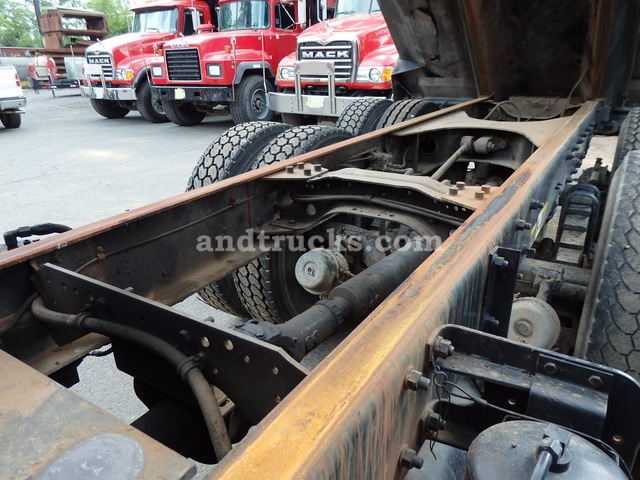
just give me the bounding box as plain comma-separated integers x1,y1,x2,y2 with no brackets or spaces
28,332,109,375
318,167,496,212
395,111,567,147
381,1,640,105
212,102,599,479
0,349,195,479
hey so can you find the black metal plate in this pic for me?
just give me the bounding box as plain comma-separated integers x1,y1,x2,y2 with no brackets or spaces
37,263,308,423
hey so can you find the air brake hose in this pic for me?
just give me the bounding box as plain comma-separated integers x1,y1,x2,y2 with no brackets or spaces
3,223,72,250
31,297,232,460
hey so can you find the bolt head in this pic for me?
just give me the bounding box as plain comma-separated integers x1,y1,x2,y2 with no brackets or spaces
538,438,563,461
543,362,558,375
588,375,603,388
433,337,454,358
399,447,424,470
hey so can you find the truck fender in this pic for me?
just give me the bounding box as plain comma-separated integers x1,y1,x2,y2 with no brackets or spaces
233,62,275,85
134,68,152,89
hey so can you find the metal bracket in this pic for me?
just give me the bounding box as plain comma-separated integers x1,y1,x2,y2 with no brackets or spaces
294,60,336,114
36,263,308,424
427,325,640,466
529,353,611,438
481,246,522,336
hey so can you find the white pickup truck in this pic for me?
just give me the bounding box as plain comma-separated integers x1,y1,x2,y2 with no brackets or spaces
0,65,26,129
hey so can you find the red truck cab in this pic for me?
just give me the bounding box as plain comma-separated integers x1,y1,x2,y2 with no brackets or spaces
269,0,397,123
149,0,321,125
81,0,214,123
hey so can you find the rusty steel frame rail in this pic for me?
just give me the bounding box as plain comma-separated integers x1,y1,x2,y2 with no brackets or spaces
0,97,488,323
213,101,600,478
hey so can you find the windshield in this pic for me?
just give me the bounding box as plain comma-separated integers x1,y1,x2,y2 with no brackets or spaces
132,8,179,33
334,0,380,17
219,0,270,31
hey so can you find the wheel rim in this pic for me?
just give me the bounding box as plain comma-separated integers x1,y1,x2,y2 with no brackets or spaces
151,97,165,114
251,88,268,120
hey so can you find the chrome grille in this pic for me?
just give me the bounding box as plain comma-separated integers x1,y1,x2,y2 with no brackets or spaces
166,48,201,81
86,52,113,79
297,41,355,81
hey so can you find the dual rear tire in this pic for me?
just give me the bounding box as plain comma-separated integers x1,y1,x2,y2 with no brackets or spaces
189,123,352,322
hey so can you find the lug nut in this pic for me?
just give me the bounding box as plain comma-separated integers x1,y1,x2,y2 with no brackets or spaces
494,256,509,269
530,199,544,210
456,181,466,190
515,219,532,231
425,411,446,432
448,186,458,196
483,314,499,330
432,337,454,359
404,369,431,391
399,447,424,470
481,185,492,193
475,191,485,200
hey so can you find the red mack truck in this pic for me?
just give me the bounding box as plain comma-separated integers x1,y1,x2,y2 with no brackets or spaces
81,0,216,123
269,0,398,125
149,0,329,125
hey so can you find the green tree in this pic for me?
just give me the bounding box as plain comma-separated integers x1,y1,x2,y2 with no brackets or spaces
87,0,130,36
0,0,42,47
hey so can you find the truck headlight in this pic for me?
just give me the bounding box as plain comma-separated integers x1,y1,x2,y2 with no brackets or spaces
115,69,135,81
207,64,222,77
356,66,393,83
151,66,163,78
278,67,291,81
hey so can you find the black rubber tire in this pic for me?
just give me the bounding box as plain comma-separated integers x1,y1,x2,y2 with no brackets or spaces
612,108,640,172
587,150,640,382
235,126,353,323
137,80,169,123
376,99,438,129
187,122,292,317
90,98,129,119
335,98,392,136
163,100,206,126
1,113,21,129
229,75,275,125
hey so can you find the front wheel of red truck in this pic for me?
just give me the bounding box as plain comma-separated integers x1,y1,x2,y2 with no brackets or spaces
163,100,207,126
89,99,130,119
229,75,275,125
136,81,169,123
335,98,393,136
